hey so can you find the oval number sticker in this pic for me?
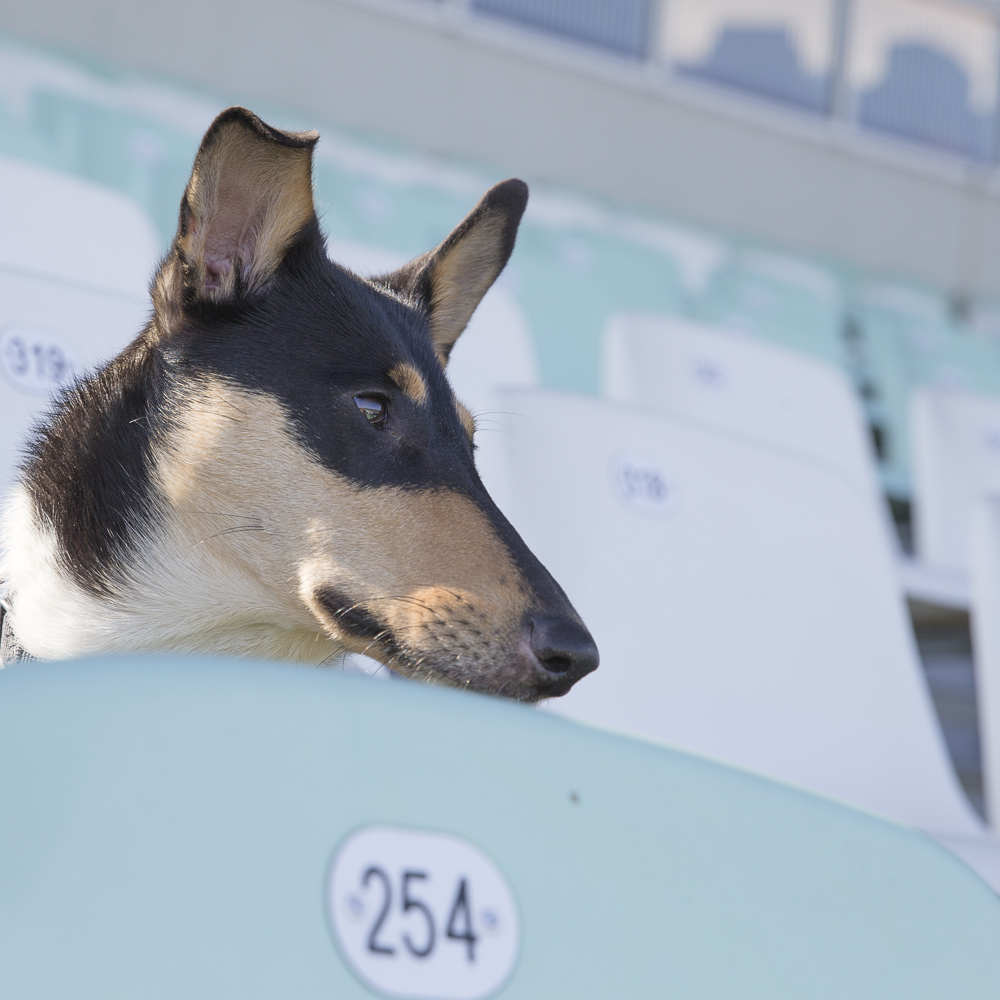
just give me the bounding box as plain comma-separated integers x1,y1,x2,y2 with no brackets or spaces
326,825,520,1000
1,325,80,395
612,452,681,517
693,357,727,388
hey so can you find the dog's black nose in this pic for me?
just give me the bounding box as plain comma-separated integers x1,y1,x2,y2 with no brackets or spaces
528,615,599,692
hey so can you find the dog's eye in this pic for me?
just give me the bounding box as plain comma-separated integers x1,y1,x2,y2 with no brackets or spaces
354,395,387,429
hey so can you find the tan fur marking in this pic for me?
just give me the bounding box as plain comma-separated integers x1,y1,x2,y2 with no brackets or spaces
179,120,316,301
455,400,476,442
388,363,428,406
428,214,507,360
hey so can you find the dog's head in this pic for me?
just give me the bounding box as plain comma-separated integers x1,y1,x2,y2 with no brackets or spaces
148,107,597,701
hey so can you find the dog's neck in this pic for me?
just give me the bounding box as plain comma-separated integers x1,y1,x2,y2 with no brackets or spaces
0,366,358,665
2,480,346,664
1,482,343,664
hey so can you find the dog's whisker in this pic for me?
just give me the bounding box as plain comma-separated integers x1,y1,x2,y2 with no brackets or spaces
359,595,438,612
318,648,351,669
468,409,529,419
189,524,266,549
176,509,262,519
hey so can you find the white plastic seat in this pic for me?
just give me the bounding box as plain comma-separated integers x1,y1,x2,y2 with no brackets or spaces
0,155,160,490
912,387,1000,573
498,387,1000,889
920,397,1000,833
603,313,880,498
971,497,1000,831
602,314,903,563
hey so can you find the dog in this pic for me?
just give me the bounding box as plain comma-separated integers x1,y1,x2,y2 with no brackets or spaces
0,107,598,702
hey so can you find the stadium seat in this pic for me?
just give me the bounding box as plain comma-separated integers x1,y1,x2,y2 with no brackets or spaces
0,155,160,490
602,313,880,501
971,497,1000,831
603,312,901,562
497,388,1000,889
695,248,846,369
969,296,1000,340
853,282,1000,498
912,387,1000,573
434,281,537,516
2,655,1000,997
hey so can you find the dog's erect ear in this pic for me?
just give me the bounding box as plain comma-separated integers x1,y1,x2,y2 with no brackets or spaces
171,107,318,303
385,179,528,365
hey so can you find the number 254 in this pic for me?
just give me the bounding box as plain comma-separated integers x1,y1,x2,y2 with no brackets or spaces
363,867,478,962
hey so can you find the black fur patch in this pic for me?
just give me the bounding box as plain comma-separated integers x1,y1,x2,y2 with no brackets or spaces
314,586,401,659
21,333,166,597
172,224,478,492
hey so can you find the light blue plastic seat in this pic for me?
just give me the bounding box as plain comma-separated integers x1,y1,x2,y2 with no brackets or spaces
2,655,999,998
969,297,1000,339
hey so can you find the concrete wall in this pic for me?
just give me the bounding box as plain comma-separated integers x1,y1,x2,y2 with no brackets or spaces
3,0,1000,295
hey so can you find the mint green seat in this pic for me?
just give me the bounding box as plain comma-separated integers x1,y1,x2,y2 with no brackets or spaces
512,226,689,395
696,249,846,370
855,284,1000,497
13,91,194,248
1,656,999,998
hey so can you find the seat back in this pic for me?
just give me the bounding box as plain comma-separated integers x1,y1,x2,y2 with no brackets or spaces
0,156,159,490
971,497,1000,829
912,387,1000,572
2,656,999,998
603,313,879,499
441,283,538,514
499,388,983,844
